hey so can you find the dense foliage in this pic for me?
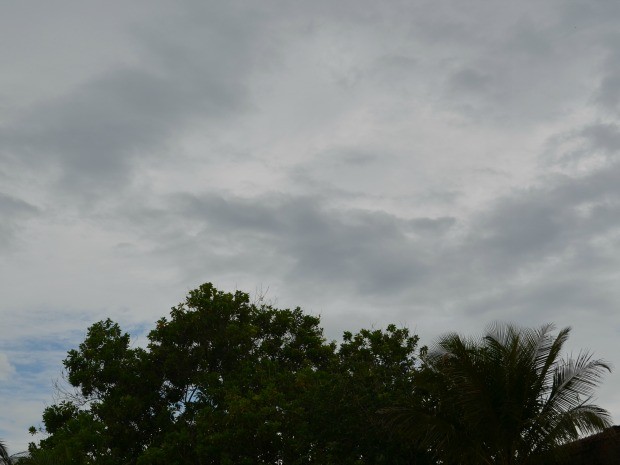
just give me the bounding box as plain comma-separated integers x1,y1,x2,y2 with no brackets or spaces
26,283,430,465
24,285,612,465
389,323,612,465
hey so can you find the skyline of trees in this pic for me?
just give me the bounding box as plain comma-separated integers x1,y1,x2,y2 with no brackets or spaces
13,284,614,464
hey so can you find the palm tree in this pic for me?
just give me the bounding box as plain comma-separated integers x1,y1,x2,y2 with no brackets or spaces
0,439,10,464
390,323,612,465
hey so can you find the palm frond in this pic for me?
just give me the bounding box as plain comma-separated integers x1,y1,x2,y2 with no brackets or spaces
0,439,10,464
544,352,611,419
388,322,613,465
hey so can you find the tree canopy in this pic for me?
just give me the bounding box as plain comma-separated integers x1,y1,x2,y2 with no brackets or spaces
24,285,612,465
26,283,430,465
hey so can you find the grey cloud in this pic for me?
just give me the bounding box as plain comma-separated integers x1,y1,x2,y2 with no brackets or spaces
439,160,620,324
371,54,418,78
580,123,620,154
408,216,456,234
4,70,196,188
1,2,267,200
448,68,491,96
0,192,38,217
333,150,379,166
470,165,620,270
595,70,620,114
0,353,14,381
294,160,620,317
568,5,620,116
415,189,461,206
285,147,397,204
542,123,620,168
593,45,620,116
2,63,246,194
456,275,620,326
427,2,610,125
119,154,620,320
304,148,385,171
130,193,447,298
560,0,620,26
0,192,39,248
474,193,570,265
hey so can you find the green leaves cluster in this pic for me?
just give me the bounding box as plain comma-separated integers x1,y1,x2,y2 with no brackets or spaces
27,283,428,465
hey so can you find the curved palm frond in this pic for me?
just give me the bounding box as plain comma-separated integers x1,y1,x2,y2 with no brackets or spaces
389,322,612,465
0,439,10,464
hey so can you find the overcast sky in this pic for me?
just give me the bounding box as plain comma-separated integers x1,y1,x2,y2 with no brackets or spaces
2,0,620,453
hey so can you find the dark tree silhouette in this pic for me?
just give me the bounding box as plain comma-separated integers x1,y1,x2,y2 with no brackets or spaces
393,323,612,465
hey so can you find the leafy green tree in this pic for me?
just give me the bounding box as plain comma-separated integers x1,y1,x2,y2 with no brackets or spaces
27,283,433,464
28,284,333,464
307,325,432,464
144,283,334,464
28,319,168,465
392,323,612,465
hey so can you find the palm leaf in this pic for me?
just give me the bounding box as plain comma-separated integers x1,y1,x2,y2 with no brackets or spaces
0,439,10,464
384,322,613,465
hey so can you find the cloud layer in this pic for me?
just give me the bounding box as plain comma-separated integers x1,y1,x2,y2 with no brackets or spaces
2,0,620,453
